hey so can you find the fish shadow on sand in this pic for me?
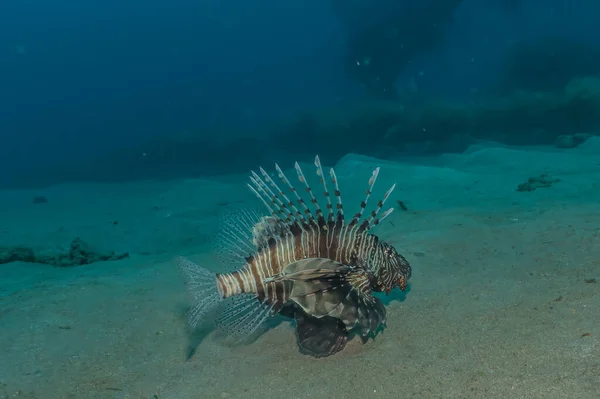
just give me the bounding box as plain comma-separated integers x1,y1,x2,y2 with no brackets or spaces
173,303,210,360
378,283,411,307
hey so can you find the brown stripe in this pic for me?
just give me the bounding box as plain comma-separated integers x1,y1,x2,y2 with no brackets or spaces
216,274,229,297
274,281,284,304
250,262,265,301
265,282,273,303
268,244,282,275
231,271,245,293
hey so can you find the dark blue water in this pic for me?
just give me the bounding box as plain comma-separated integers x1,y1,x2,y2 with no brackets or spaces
1,0,599,188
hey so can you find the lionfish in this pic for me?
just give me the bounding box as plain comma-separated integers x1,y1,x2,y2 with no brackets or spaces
179,155,412,357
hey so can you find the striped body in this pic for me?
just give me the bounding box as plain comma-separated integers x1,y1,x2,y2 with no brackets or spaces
216,220,377,298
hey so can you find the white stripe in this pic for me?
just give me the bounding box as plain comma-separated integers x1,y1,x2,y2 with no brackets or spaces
240,266,256,292
274,238,282,275
254,255,267,294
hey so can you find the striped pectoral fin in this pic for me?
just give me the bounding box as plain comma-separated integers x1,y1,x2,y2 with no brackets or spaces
285,263,370,321
280,258,351,281
354,294,387,339
294,310,348,358
213,293,280,344
213,278,293,344
293,271,386,338
289,278,355,320
340,270,387,337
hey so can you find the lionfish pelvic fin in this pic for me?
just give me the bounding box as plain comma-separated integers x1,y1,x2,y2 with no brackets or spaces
213,293,279,344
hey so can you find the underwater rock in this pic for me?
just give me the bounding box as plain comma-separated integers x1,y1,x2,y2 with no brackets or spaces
500,36,600,93
555,133,594,149
9,76,600,190
0,238,129,267
333,0,464,100
516,174,561,192
0,246,36,263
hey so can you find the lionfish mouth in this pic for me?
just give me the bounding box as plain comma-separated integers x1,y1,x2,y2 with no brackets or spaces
398,277,408,291
383,278,408,294
383,277,407,295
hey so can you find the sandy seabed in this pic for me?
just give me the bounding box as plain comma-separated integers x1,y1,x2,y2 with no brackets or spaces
1,139,599,399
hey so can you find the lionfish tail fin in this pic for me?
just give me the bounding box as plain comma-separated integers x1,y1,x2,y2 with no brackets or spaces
177,256,223,332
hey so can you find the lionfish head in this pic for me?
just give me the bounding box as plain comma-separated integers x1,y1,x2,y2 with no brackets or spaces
377,241,412,294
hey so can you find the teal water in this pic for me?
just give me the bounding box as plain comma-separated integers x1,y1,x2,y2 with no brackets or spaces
1,140,598,398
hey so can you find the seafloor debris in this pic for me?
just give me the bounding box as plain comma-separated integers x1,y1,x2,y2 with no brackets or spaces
0,237,129,267
516,174,560,192
396,199,408,211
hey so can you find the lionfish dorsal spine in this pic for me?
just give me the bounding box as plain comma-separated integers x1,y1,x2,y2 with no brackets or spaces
314,155,335,224
274,163,309,225
363,182,397,230
281,162,318,227
349,166,380,228
371,207,395,228
256,169,295,224
294,161,325,227
246,181,279,220
314,156,341,250
250,170,294,224
250,156,396,237
329,167,344,223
